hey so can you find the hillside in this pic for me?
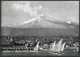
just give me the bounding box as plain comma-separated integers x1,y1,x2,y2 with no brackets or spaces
1,27,78,36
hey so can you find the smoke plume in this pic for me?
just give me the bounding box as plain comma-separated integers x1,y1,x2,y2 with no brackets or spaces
12,1,42,17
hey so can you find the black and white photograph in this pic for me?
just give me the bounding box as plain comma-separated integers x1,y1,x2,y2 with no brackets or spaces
1,1,79,56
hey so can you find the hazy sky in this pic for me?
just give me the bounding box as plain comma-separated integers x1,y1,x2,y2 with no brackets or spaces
1,1,79,27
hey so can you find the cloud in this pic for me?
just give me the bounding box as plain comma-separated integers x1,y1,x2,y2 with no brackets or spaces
12,2,42,17
2,1,79,27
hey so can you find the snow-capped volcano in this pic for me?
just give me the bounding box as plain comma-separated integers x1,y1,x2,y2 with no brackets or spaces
12,15,78,31
12,15,67,29
1,15,79,36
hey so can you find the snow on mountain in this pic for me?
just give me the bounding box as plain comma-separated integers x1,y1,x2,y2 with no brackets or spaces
1,16,79,36
12,16,68,29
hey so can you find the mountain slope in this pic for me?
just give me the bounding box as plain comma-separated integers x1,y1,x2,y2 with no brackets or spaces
13,17,67,29
1,17,79,36
1,27,78,36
